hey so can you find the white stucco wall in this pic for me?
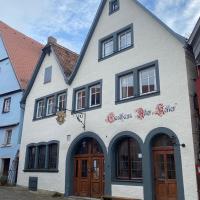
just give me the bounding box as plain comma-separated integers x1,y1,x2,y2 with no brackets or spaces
17,0,198,199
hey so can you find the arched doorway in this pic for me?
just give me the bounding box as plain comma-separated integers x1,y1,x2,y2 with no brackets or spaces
73,138,104,198
152,134,177,200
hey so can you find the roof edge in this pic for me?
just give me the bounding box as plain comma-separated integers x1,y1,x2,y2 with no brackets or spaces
188,17,200,45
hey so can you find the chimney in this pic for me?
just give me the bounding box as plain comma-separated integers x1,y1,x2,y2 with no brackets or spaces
48,36,57,44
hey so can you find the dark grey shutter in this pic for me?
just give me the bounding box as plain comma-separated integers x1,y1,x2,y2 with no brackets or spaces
44,66,52,83
28,177,38,191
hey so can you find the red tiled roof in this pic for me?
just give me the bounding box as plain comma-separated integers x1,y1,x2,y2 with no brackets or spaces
0,21,43,89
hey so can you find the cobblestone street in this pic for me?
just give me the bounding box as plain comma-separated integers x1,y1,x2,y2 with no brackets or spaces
0,186,65,200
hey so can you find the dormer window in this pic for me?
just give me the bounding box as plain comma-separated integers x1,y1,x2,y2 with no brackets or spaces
109,0,119,15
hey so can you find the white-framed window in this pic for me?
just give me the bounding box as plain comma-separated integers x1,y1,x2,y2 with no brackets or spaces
118,29,132,50
120,74,134,100
46,97,55,116
76,89,86,111
102,38,114,58
90,84,101,107
4,130,12,145
57,93,66,111
139,67,157,95
2,97,11,113
36,100,44,119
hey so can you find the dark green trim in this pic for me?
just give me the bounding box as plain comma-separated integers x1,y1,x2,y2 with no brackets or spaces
115,60,160,104
65,131,111,197
109,0,119,15
108,131,144,186
33,89,67,121
72,79,102,113
143,127,185,200
98,24,134,61
24,140,59,173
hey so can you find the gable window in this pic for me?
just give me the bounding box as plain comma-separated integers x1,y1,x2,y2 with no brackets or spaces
46,96,55,116
90,84,101,107
2,97,11,113
99,24,133,61
118,29,132,51
115,138,142,181
120,74,134,100
102,38,114,58
36,100,44,119
76,89,86,111
139,67,157,95
4,130,12,145
116,60,160,104
57,93,66,112
44,66,52,84
25,141,59,172
109,0,119,14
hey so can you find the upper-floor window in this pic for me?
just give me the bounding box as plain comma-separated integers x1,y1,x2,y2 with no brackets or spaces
34,90,67,120
36,100,45,119
4,129,12,145
90,84,101,107
119,73,134,100
102,38,114,58
57,93,67,112
2,97,11,113
139,67,157,95
109,0,119,14
76,89,86,111
116,60,160,104
46,96,55,116
44,66,52,84
73,80,102,112
118,29,132,51
99,24,133,60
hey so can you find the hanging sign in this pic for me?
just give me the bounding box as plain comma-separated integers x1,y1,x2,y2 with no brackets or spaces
105,103,177,124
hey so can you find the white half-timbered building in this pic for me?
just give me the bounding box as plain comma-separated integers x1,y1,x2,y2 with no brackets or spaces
17,1,199,200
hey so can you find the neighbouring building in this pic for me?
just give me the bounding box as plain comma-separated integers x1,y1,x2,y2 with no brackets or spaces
0,21,43,184
188,17,200,198
17,1,199,200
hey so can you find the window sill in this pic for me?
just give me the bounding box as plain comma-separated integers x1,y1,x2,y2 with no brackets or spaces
98,44,133,62
33,114,56,121
115,91,160,105
73,105,102,114
23,169,59,173
112,179,143,186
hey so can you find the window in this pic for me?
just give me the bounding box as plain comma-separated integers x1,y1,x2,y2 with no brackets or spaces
36,100,44,119
76,89,86,111
2,97,11,113
37,145,46,169
90,84,101,107
116,60,159,104
48,143,58,169
44,66,52,84
99,24,133,60
34,90,67,120
109,0,119,14
25,142,59,172
4,130,12,145
73,80,102,112
139,67,157,95
116,138,142,181
46,97,55,116
27,146,36,169
118,29,132,51
120,74,134,100
102,38,114,58
57,93,66,111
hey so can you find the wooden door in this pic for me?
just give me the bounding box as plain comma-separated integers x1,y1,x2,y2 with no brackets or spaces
153,148,177,200
74,157,91,197
91,156,104,198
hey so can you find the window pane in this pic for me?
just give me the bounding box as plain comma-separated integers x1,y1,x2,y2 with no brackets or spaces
28,146,36,169
76,90,86,110
167,154,176,179
81,160,88,177
57,93,66,111
38,145,46,169
118,30,132,50
90,84,101,107
46,97,55,116
48,143,58,169
36,100,44,118
102,39,114,57
3,98,11,113
120,74,134,99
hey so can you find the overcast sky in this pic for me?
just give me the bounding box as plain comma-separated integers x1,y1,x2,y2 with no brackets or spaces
0,0,200,53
